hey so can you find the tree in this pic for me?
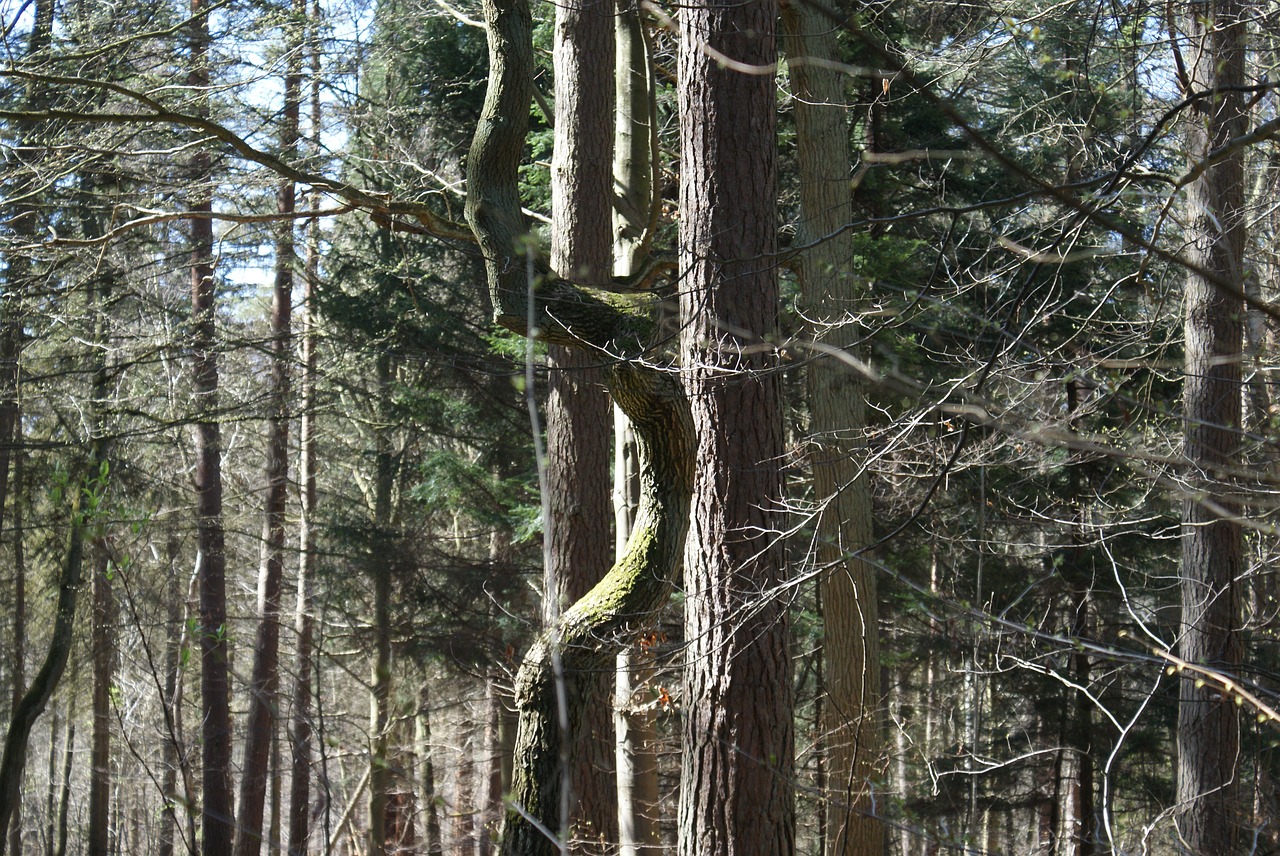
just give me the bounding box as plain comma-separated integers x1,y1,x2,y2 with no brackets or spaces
676,0,794,851
233,3,304,852
188,0,236,850
780,3,883,852
1176,0,1248,850
546,0,618,844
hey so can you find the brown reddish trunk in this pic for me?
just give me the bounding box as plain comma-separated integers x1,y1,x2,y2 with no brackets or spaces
234,8,302,852
189,1,235,850
546,0,617,842
675,0,793,851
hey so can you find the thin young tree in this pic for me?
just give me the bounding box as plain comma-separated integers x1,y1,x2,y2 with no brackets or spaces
234,4,304,852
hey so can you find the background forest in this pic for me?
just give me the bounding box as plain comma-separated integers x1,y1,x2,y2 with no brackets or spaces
1,0,1278,853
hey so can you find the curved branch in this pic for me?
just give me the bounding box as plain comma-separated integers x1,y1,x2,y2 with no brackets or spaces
462,0,693,851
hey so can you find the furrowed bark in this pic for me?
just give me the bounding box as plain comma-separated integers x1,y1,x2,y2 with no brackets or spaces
781,3,883,853
1177,0,1247,851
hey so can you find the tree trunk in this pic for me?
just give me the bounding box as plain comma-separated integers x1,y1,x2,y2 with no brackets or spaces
611,6,661,850
676,0,793,851
287,12,323,851
547,0,617,842
465,0,695,849
1177,0,1247,852
54,719,73,856
417,683,444,856
780,4,882,854
7,420,24,856
369,354,397,856
89,541,114,856
234,9,302,851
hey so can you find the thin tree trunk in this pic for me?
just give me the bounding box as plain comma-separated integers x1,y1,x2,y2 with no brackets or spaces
547,0,617,840
780,4,882,854
234,7,302,850
159,549,182,856
611,6,660,850
369,354,396,856
54,719,73,856
43,710,56,856
89,540,114,856
287,9,323,850
189,0,235,849
7,419,24,856
417,683,443,856
676,0,792,851
1176,0,1247,852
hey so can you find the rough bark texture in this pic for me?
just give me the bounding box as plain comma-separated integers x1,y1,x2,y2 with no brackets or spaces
547,0,618,845
780,4,883,854
1176,0,1247,852
676,0,793,853
190,2,235,851
234,13,301,851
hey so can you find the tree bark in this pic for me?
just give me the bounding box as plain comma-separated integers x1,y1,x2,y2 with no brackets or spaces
780,4,882,853
234,8,302,851
676,0,793,852
547,0,618,843
189,0,236,850
7,419,24,856
287,10,323,851
1176,0,1247,852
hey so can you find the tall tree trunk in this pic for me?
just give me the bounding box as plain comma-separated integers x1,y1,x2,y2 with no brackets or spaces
417,683,444,856
189,0,236,849
547,0,617,842
465,0,695,849
234,8,302,851
7,419,24,856
287,10,323,850
89,541,114,856
780,4,882,854
369,354,396,856
54,718,73,856
676,0,793,851
2,8,55,845
1176,0,1247,852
